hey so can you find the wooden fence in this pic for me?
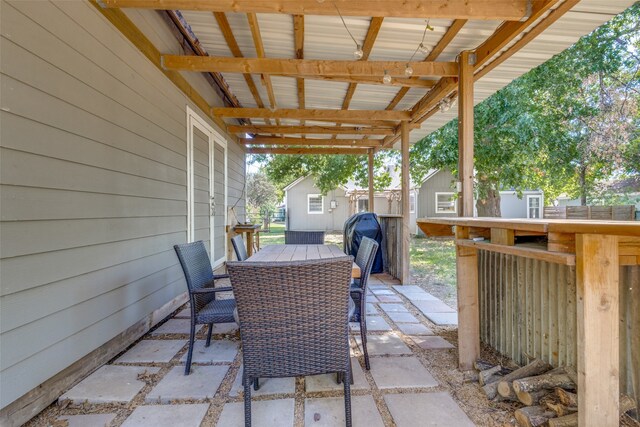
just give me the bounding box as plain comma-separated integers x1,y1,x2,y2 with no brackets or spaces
544,205,636,220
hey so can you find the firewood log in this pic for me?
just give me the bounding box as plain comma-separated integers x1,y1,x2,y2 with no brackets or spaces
545,401,577,417
479,365,502,386
517,389,550,406
514,405,556,427
547,395,637,427
497,381,517,401
512,370,575,394
482,359,551,400
554,388,577,407
474,359,495,372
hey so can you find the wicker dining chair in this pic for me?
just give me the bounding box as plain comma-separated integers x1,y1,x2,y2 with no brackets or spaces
284,230,325,244
231,235,249,261
349,236,379,370
174,241,236,375
227,256,354,427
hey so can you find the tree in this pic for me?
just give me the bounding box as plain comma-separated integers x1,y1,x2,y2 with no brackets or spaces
246,172,277,217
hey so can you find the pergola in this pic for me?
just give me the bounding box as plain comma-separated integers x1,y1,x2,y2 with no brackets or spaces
90,2,635,425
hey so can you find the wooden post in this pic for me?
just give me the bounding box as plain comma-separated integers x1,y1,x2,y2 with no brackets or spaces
368,148,375,212
455,225,480,370
400,121,411,285
458,50,474,217
576,233,619,426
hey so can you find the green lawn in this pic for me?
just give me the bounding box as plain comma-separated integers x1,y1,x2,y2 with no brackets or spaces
258,223,457,305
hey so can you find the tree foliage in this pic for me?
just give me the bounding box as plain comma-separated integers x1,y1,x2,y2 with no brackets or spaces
246,172,278,214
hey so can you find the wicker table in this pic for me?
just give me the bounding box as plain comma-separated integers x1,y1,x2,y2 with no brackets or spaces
247,244,361,279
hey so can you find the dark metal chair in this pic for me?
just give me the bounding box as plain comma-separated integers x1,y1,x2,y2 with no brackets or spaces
284,230,325,244
231,234,249,261
227,256,354,427
174,241,236,375
349,236,379,370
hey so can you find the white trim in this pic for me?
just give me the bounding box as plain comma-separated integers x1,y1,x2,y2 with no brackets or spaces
283,175,307,191
435,192,457,214
526,194,543,219
307,194,324,214
356,197,369,213
409,193,416,213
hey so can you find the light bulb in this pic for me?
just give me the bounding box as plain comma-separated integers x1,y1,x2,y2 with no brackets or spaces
439,98,452,113
383,72,392,85
353,45,364,60
404,64,413,77
418,43,429,55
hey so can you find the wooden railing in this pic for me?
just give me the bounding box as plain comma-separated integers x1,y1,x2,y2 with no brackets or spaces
417,217,640,426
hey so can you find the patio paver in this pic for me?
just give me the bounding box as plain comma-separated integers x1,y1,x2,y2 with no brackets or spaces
304,395,384,427
395,322,434,335
423,312,459,326
178,339,238,363
384,393,475,427
412,300,456,314
305,358,369,392
56,413,117,427
211,322,238,334
217,398,295,427
121,404,209,427
411,336,455,350
151,318,202,335
229,367,296,397
60,365,160,404
378,303,408,313
369,357,438,389
386,311,419,323
145,365,229,403
115,340,186,364
350,316,392,332
354,332,412,356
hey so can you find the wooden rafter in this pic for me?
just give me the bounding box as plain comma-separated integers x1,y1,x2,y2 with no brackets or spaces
102,0,531,20
162,56,459,77
246,147,369,155
386,19,466,111
240,137,382,147
293,15,305,121
227,125,396,135
281,75,437,88
246,12,279,123
213,108,410,121
213,11,267,125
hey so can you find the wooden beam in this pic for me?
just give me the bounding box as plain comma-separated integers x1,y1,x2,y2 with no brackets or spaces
213,11,267,123
400,121,411,285
246,13,279,124
410,77,458,118
576,234,620,426
246,147,368,155
213,108,410,121
293,14,305,122
102,0,531,20
282,75,437,88
455,226,480,371
386,19,467,111
368,148,375,212
228,125,396,135
162,56,459,77
458,51,474,217
88,1,229,135
240,137,382,147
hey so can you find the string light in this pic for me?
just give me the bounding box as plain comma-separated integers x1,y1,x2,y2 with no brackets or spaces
383,70,392,85
439,97,452,112
354,45,364,60
405,20,435,76
404,64,414,77
334,4,364,60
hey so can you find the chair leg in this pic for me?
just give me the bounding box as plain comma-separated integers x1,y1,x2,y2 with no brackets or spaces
205,323,213,347
244,375,252,427
343,368,352,427
360,299,370,370
253,378,260,391
185,319,196,375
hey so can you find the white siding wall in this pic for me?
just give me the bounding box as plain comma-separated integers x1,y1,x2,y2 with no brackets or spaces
0,0,245,411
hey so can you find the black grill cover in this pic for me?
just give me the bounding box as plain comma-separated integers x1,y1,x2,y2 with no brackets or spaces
343,212,383,274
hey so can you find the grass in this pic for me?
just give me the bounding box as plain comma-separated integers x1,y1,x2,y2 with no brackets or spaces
259,223,343,248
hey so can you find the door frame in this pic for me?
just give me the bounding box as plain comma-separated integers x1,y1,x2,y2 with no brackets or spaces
526,194,543,219
186,106,228,267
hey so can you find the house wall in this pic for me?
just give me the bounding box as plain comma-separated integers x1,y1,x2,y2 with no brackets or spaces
0,0,245,415
286,177,349,231
417,169,457,219
499,191,544,218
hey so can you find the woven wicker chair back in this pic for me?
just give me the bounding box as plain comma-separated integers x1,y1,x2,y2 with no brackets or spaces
354,237,379,290
284,230,325,244
231,235,249,261
227,256,353,378
174,241,217,313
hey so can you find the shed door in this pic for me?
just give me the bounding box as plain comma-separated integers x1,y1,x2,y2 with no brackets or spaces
187,107,227,267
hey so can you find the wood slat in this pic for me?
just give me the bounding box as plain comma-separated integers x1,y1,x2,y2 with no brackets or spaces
240,137,382,147
245,147,368,155
103,0,531,20
162,55,459,77
227,125,395,135
284,74,437,88
213,107,410,121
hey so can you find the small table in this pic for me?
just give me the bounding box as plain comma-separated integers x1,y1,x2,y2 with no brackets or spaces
247,244,361,279
231,224,262,257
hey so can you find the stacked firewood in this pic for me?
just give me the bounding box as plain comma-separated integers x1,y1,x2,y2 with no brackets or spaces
474,359,637,426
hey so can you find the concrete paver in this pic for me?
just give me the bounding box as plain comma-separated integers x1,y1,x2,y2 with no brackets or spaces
423,312,459,326
217,398,295,427
411,336,455,350
369,357,438,389
211,322,238,334
229,367,296,397
146,365,228,403
115,340,186,364
412,300,456,314
378,303,408,313
151,319,202,335
384,393,475,427
178,339,238,363
60,365,160,404
56,413,117,427
354,332,412,356
395,322,434,336
121,404,209,427
386,311,419,323
305,358,369,392
304,395,384,427
350,316,392,332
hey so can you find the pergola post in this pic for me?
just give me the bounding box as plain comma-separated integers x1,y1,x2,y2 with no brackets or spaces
458,50,474,217
456,50,479,371
368,148,375,212
400,121,411,285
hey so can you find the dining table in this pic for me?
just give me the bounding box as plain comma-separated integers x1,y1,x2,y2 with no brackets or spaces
246,244,361,279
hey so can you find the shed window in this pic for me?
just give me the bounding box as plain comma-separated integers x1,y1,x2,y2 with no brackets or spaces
410,193,416,213
435,192,456,214
308,194,323,214
357,198,369,212
527,195,542,219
